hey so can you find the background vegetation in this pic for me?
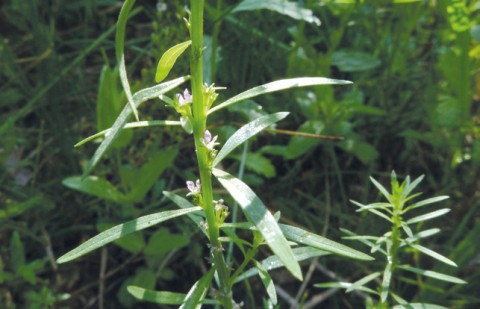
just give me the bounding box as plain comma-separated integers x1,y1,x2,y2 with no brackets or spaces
1,0,479,308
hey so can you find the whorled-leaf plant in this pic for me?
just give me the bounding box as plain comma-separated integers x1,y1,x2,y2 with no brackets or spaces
57,1,374,307
316,171,467,309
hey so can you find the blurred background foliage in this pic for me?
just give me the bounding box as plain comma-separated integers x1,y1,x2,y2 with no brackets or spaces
0,0,479,308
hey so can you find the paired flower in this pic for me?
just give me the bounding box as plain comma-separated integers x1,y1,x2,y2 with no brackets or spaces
186,179,201,196
176,89,192,106
200,130,219,151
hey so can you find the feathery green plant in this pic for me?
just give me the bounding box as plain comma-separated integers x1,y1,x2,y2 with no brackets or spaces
317,171,466,308
56,0,374,307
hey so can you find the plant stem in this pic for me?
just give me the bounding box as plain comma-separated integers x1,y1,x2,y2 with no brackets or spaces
190,1,232,307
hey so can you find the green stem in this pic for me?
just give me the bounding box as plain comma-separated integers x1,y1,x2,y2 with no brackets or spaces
190,1,232,307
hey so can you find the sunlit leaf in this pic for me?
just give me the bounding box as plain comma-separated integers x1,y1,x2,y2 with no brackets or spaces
381,262,393,302
392,304,449,309
116,0,139,120
127,286,218,305
83,76,189,177
409,244,457,267
346,272,382,293
208,77,352,114
180,268,215,309
155,40,192,83
369,177,392,203
163,191,206,236
406,209,450,225
57,207,201,263
280,224,374,261
233,0,321,25
75,120,180,147
398,265,466,284
213,112,289,167
235,247,329,282
213,168,303,280
403,196,449,213
254,260,277,305
314,282,378,295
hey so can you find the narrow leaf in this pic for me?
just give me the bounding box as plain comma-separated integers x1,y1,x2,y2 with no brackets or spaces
406,209,450,225
75,120,181,147
156,40,192,83
180,268,215,309
381,262,393,302
404,228,440,244
163,191,207,237
213,112,289,167
341,228,388,256
83,76,189,177
254,260,277,305
398,265,467,284
403,196,449,213
213,168,303,280
57,207,201,263
233,0,321,25
127,286,218,305
392,304,449,309
369,177,392,203
116,0,139,120
235,247,329,282
208,77,352,115
409,244,457,267
280,224,374,261
314,282,378,295
346,272,382,293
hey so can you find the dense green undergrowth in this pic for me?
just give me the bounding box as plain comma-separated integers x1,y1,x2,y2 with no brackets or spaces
1,0,479,308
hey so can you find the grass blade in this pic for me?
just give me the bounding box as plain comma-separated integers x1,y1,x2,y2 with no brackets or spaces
82,76,189,177
208,77,352,114
213,112,289,167
156,40,192,83
213,168,303,280
57,207,201,264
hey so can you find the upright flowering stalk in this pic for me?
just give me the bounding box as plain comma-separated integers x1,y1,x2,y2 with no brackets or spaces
189,0,233,307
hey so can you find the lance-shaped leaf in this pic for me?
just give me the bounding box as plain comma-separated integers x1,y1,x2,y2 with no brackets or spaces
163,191,207,237
235,247,329,282
75,120,181,147
314,282,378,295
208,77,352,115
233,0,321,26
180,268,215,309
381,262,393,302
409,244,457,267
127,286,218,305
398,265,466,284
406,209,450,225
403,196,449,213
369,177,393,204
83,76,189,177
156,40,192,83
346,272,382,293
62,176,127,203
392,304,449,309
213,168,303,280
57,207,201,263
116,0,139,121
280,224,374,261
213,112,289,167
254,260,277,305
